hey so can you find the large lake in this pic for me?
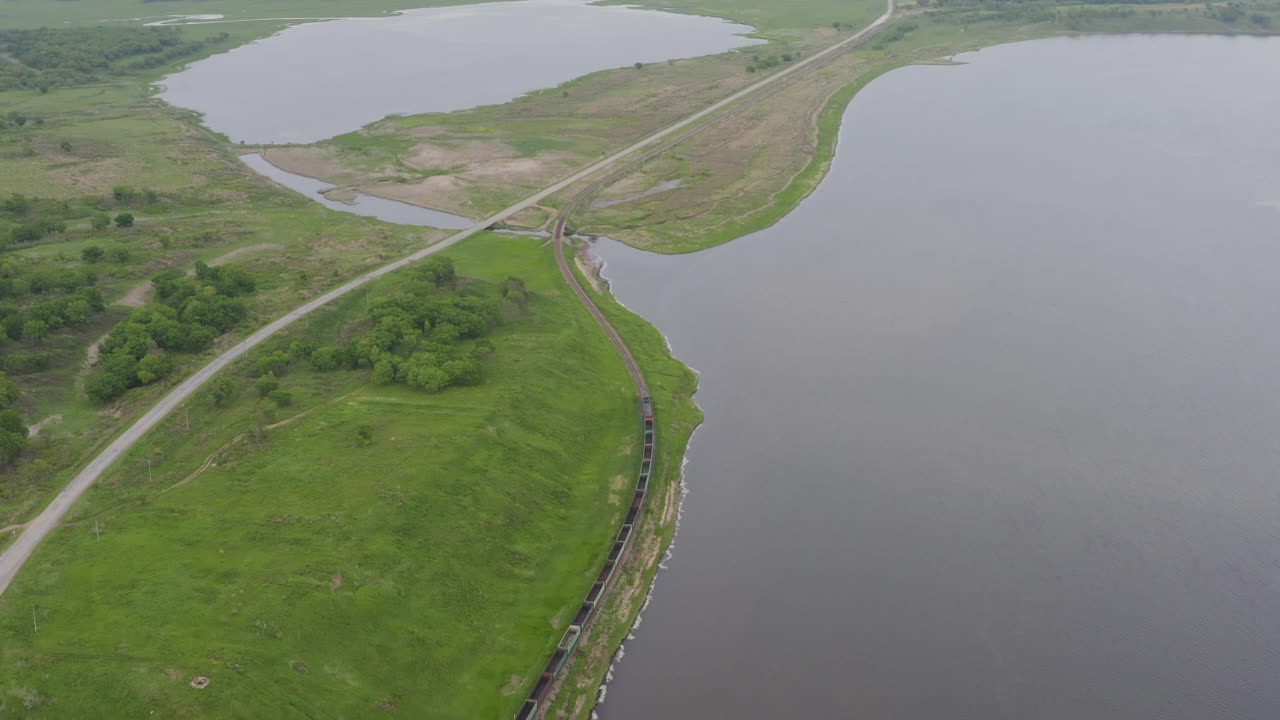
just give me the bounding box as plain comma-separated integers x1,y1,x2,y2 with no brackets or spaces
593,35,1280,719
158,0,762,144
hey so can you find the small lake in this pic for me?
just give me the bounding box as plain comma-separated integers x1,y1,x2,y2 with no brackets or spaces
159,0,763,144
593,35,1280,720
240,153,475,228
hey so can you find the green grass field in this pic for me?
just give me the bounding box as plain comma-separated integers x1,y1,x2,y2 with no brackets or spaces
0,232,698,719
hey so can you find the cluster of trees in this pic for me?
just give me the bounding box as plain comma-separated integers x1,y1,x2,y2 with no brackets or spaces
0,371,26,465
0,27,229,90
1203,2,1271,24
294,258,510,394
746,51,796,74
870,21,920,49
0,259,98,300
85,262,256,403
252,259,526,401
2,190,145,251
2,192,65,248
0,110,42,130
0,286,104,344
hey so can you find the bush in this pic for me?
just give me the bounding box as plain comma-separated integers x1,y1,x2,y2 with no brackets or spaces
81,246,104,263
114,213,134,228
255,375,279,398
269,388,292,408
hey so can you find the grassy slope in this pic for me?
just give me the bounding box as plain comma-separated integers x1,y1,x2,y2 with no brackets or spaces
0,232,701,719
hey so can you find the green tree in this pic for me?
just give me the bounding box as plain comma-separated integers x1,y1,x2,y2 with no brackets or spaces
114,212,134,228
309,346,341,371
90,213,111,231
2,193,30,216
258,350,290,376
210,376,235,406
255,375,279,398
372,358,397,385
0,370,19,406
81,245,104,263
355,423,374,447
22,318,48,342
269,388,292,407
135,354,169,385
0,410,28,465
63,298,91,327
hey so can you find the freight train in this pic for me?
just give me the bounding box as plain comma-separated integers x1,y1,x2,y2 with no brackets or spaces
514,392,655,719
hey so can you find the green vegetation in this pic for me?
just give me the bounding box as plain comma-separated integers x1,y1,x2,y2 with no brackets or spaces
0,233,697,719
84,261,256,403
0,27,231,91
0,69,449,531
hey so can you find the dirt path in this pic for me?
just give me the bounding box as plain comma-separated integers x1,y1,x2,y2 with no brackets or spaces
116,280,152,308
26,415,61,439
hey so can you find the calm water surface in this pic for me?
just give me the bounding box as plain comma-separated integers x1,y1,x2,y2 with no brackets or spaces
160,0,762,144
593,35,1280,720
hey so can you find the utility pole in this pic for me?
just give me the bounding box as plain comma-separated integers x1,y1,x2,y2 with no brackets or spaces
94,519,102,543
147,459,152,484
32,605,37,633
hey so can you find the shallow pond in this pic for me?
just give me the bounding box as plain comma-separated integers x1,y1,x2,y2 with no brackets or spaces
593,34,1280,720
159,0,762,144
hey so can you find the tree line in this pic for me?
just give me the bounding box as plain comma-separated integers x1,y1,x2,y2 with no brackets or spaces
0,26,230,91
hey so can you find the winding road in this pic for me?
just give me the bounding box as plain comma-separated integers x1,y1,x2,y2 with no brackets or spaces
0,0,894,596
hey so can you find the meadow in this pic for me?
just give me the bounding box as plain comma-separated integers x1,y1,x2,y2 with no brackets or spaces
0,232,699,718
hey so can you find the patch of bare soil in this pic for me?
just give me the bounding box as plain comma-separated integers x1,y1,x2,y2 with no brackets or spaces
26,414,62,439
262,147,360,184
208,243,281,267
364,176,469,213
405,140,506,170
607,475,627,505
115,279,153,308
501,675,525,696
47,157,127,193
574,255,603,294
83,330,110,371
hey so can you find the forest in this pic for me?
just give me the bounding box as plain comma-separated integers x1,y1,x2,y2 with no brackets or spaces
0,26,230,90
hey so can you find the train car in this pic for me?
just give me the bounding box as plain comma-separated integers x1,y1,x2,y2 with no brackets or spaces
512,393,657,719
